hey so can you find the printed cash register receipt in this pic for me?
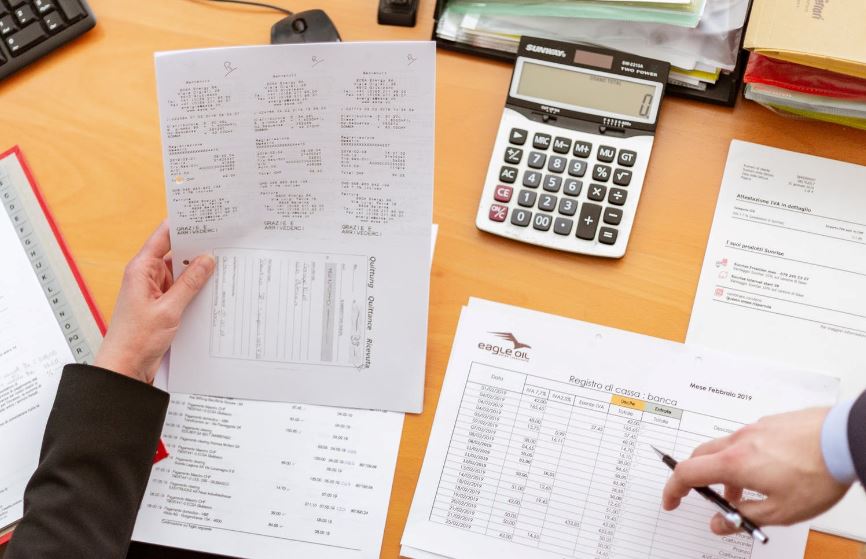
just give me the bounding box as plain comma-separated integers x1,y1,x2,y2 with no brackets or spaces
0,148,103,543
401,299,838,559
155,42,435,412
687,140,866,541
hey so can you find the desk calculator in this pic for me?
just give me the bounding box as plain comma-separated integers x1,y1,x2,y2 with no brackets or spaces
475,37,670,258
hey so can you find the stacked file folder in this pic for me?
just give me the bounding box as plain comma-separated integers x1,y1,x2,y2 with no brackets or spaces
433,0,750,104
743,0,866,130
744,55,866,131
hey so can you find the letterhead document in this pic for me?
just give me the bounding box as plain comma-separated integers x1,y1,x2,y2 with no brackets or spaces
687,140,866,540
154,42,435,412
402,299,838,559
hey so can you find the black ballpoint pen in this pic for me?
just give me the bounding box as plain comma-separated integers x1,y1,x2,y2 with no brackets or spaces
651,445,769,544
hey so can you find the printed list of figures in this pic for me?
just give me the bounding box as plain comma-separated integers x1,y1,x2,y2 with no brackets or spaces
432,364,755,559
163,67,421,238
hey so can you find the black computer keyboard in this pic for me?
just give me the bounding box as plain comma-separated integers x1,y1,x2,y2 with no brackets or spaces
0,0,95,81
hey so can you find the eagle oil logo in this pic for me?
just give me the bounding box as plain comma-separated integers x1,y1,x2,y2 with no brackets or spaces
477,332,531,362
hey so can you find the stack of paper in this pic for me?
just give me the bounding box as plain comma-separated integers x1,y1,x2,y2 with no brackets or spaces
745,0,866,80
687,140,866,542
133,227,440,558
133,357,405,559
401,298,838,559
743,0,866,129
130,41,439,558
435,0,749,91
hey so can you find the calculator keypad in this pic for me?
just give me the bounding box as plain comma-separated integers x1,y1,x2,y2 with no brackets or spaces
517,190,537,207
511,208,531,227
484,116,648,256
489,204,508,222
592,165,611,182
493,185,512,203
618,150,636,167
563,179,582,197
532,213,552,231
538,194,557,212
542,175,561,192
597,146,616,163
548,156,566,173
599,227,618,245
603,207,623,225
523,171,541,188
613,169,632,186
552,137,571,154
558,198,577,216
568,160,587,177
504,147,523,164
576,203,602,240
609,188,627,206
533,133,551,150
553,217,573,235
573,141,591,158
588,184,606,202
527,152,546,169
509,128,528,145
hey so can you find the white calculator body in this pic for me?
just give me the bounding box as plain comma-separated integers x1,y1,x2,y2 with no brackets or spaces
476,37,670,258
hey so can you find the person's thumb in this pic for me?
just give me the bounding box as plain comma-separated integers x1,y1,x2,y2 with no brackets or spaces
161,254,215,313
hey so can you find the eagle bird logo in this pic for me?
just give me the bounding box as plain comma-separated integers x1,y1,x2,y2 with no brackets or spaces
490,332,531,350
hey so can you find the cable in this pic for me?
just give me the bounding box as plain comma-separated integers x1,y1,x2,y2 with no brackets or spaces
200,0,292,16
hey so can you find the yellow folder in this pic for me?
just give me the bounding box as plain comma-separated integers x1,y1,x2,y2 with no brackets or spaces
745,0,866,79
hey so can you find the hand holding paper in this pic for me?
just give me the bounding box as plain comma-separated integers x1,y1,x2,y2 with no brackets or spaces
95,222,214,384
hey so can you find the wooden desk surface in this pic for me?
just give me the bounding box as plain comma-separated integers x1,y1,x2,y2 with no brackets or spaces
1,0,865,557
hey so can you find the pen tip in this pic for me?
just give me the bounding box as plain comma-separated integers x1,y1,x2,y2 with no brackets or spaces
649,444,665,458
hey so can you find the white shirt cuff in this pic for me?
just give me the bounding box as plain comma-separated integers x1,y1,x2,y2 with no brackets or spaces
821,399,857,485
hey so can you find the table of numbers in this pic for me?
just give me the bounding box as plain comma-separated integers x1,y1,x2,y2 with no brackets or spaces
430,363,756,559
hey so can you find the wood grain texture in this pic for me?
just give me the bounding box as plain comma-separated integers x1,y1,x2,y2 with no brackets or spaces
1,0,865,557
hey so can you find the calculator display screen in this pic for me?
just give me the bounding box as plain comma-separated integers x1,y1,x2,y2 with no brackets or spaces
514,60,660,123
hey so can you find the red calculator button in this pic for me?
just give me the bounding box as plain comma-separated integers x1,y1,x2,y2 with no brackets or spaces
489,204,508,222
494,184,513,202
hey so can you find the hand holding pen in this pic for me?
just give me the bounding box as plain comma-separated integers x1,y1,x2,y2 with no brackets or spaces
653,445,768,543
658,408,851,538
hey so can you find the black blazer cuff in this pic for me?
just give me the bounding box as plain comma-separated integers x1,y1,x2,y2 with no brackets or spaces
56,364,170,430
848,390,866,486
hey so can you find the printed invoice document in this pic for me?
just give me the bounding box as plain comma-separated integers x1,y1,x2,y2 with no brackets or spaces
133,393,404,559
0,164,74,537
687,140,866,541
133,227,438,559
154,42,435,412
0,150,103,539
402,299,837,559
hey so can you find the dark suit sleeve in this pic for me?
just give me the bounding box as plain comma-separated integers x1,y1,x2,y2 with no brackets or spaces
4,364,169,559
849,390,866,486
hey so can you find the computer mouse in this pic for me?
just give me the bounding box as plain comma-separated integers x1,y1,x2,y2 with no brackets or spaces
270,9,341,44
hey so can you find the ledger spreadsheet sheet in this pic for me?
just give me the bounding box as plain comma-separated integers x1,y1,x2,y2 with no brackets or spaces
402,299,838,559
431,365,751,558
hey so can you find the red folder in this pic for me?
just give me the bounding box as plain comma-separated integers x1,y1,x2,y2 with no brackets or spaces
745,53,866,100
0,146,168,546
